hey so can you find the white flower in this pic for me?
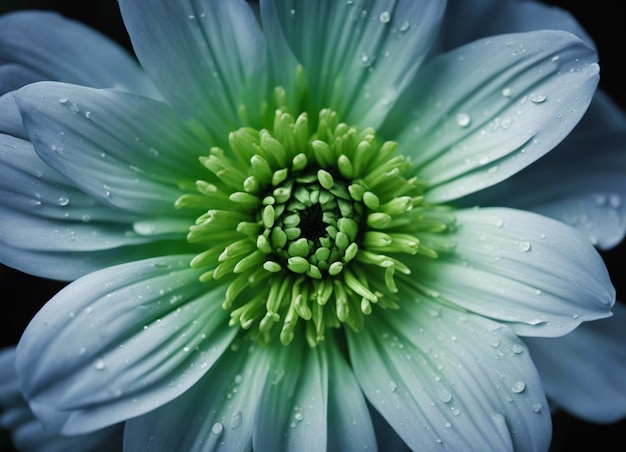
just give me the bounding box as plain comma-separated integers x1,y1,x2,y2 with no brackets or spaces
0,1,620,450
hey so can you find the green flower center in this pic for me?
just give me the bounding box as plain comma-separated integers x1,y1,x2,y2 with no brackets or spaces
177,102,452,346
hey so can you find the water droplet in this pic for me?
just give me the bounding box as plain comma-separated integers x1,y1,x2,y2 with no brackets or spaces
294,412,304,422
456,112,471,127
93,358,105,370
57,196,69,206
512,345,524,354
359,53,373,67
511,381,526,393
450,406,460,416
211,422,224,435
438,389,453,403
532,402,543,413
490,336,501,348
85,111,92,120
70,103,80,113
379,11,390,23
58,97,68,104
609,194,622,208
530,94,546,104
231,410,243,430
399,20,410,32
501,88,512,97
517,241,531,252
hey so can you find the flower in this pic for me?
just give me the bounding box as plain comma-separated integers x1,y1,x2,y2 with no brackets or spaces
0,0,618,450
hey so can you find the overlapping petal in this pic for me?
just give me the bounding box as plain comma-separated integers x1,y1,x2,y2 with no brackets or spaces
414,208,614,336
118,0,267,141
383,31,598,203
348,298,551,451
0,348,123,452
261,0,446,128
0,11,156,97
124,337,270,451
253,338,328,451
525,302,626,423
15,255,237,434
459,91,626,250
15,82,208,216
435,0,595,53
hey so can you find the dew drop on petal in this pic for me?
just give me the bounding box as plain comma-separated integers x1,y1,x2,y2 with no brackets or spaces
456,112,471,127
501,88,512,97
57,196,70,206
511,381,526,393
512,344,524,354
211,422,224,436
230,410,243,430
379,11,390,23
93,358,105,370
530,94,546,104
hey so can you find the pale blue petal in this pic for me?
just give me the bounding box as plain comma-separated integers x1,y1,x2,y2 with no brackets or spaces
348,299,551,451
261,0,446,128
525,302,626,423
15,256,237,434
435,0,595,53
0,348,123,452
125,337,269,451
0,11,156,97
0,93,26,138
15,82,208,216
383,31,599,203
326,341,377,451
253,337,328,451
0,131,193,280
118,0,267,139
414,208,614,337
457,91,626,250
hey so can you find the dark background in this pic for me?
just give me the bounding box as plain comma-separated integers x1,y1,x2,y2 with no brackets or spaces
0,1,624,451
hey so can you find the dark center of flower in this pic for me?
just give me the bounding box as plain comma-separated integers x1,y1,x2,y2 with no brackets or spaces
176,98,453,346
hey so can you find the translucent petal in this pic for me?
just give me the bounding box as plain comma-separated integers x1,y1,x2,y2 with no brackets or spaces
261,0,446,128
15,82,208,216
15,256,237,434
415,207,614,337
118,0,267,139
435,0,595,53
326,340,377,451
348,299,551,451
0,11,156,97
525,302,626,423
0,348,123,452
383,31,598,202
124,337,270,451
457,91,626,250
253,337,328,451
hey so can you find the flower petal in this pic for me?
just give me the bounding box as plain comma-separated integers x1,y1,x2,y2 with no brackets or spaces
124,337,270,451
253,337,328,451
383,31,599,203
15,82,208,216
0,132,194,280
261,0,446,128
325,340,377,451
118,0,266,138
348,299,551,451
0,348,124,452
0,93,26,138
15,255,237,434
414,207,614,337
0,11,156,96
525,302,626,423
436,0,595,53
458,91,626,250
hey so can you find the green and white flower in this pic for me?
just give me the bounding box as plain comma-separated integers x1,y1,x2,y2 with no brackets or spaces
0,0,619,450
